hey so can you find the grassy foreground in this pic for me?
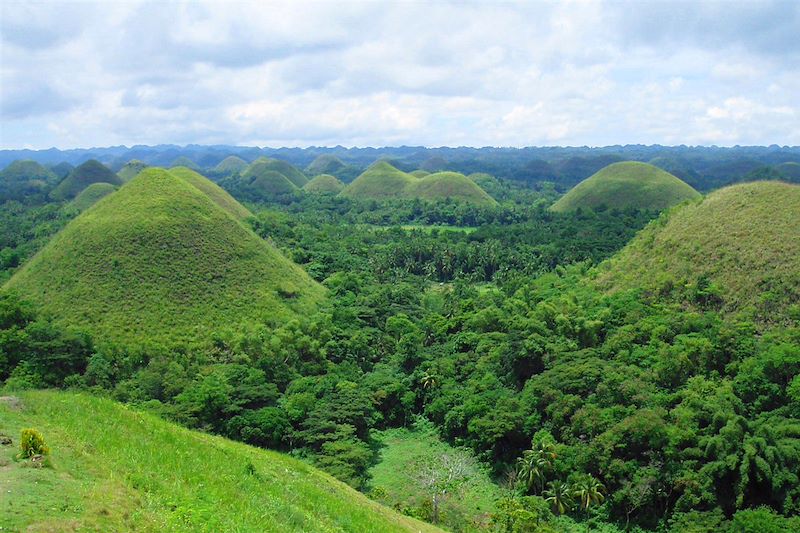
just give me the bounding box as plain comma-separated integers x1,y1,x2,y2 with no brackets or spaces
0,390,441,533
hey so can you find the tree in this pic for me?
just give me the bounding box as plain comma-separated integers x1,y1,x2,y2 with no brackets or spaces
411,451,474,524
517,440,556,494
544,480,573,515
573,475,605,511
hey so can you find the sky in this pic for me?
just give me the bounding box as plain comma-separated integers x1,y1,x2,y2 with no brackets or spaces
1,0,798,149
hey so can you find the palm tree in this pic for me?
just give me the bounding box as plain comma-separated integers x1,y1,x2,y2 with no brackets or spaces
544,480,573,515
573,476,605,511
420,371,437,390
516,441,557,494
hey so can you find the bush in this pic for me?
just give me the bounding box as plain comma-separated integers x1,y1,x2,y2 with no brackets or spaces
19,428,49,458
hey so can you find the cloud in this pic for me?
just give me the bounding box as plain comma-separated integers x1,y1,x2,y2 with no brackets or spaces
0,0,798,148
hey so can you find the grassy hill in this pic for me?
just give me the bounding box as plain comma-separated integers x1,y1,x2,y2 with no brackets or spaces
49,161,74,180
169,156,201,171
551,161,701,212
169,166,251,221
241,160,299,196
213,155,248,175
67,182,117,212
4,167,324,346
776,162,800,183
117,159,148,182
303,173,345,194
409,170,429,178
0,159,57,185
340,161,417,200
596,181,800,322
251,157,309,188
408,172,497,206
0,390,441,533
306,154,346,175
50,160,122,200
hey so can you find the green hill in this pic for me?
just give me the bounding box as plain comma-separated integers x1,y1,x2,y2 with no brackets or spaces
169,156,201,171
213,155,248,175
50,160,122,200
408,171,497,206
410,170,430,178
776,162,800,183
117,159,148,182
551,161,701,212
251,157,309,188
49,161,74,180
66,182,117,212
340,161,418,200
0,390,441,533
306,154,346,175
169,166,251,221
4,167,324,346
0,159,57,185
303,173,345,194
596,181,800,321
241,160,299,197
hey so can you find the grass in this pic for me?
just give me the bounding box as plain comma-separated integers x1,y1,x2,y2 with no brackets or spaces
0,160,57,185
242,161,299,196
117,160,149,182
169,156,200,171
596,181,800,322
4,167,324,347
397,224,477,234
213,155,248,175
251,157,309,188
304,174,345,194
341,162,496,205
50,160,123,201
368,427,504,531
306,155,346,175
67,182,117,212
169,166,252,221
550,161,701,212
0,390,442,533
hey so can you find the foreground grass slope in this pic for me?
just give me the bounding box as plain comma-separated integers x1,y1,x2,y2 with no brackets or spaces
4,167,324,346
551,161,701,212
0,391,441,533
597,181,800,321
169,166,251,221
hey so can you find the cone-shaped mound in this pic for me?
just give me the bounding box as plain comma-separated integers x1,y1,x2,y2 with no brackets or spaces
49,161,74,180
169,166,251,221
408,171,497,206
410,170,430,178
213,155,248,175
303,173,345,194
251,157,309,187
4,168,324,346
67,182,117,211
1,159,57,184
776,162,800,183
340,161,417,200
551,161,701,212
241,161,298,197
597,181,800,320
51,160,122,200
169,156,200,171
306,154,345,175
117,159,148,182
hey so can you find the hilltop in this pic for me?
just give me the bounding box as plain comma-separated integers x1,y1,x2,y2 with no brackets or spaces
340,161,417,200
213,155,248,175
66,182,117,212
240,160,299,197
596,181,800,321
251,157,309,188
169,166,251,221
408,171,497,206
303,173,345,194
306,154,346,175
169,156,201,171
551,161,701,212
117,159,148,182
0,159,57,184
0,390,441,533
50,159,122,200
4,167,324,346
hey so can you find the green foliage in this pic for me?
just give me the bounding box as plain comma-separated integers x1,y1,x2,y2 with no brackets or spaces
0,160,57,201
19,428,49,457
50,159,122,200
551,161,701,212
4,168,324,346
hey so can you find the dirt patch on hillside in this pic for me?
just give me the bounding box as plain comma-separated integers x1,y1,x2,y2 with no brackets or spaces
0,396,22,410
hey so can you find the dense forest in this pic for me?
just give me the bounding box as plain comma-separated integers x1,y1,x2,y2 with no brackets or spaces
1,153,799,533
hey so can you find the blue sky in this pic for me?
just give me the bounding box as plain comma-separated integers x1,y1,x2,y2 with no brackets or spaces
1,0,798,149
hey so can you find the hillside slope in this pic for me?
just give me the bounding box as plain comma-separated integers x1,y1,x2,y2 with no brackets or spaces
408,171,497,206
213,155,248,175
67,182,117,212
303,173,345,194
0,390,441,533
251,157,309,188
169,166,251,221
597,181,800,321
51,160,122,200
117,160,148,182
551,161,701,212
340,161,417,200
4,168,324,346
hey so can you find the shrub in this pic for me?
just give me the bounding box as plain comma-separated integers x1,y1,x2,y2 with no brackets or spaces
19,428,49,458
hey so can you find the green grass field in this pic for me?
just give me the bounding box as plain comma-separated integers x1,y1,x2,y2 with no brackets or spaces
0,391,442,532
550,161,700,212
368,427,504,531
596,180,800,321
4,167,324,347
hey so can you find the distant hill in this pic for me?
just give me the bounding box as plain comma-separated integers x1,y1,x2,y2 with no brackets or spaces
50,159,122,200
251,157,309,188
169,156,201,171
408,171,497,206
306,154,345,175
49,161,74,180
597,181,800,322
240,160,299,197
340,161,418,200
420,155,448,172
303,174,345,194
1,390,441,533
409,170,430,178
4,167,323,346
117,159,148,182
0,159,56,185
213,155,248,175
776,162,800,183
66,182,117,212
551,161,701,212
